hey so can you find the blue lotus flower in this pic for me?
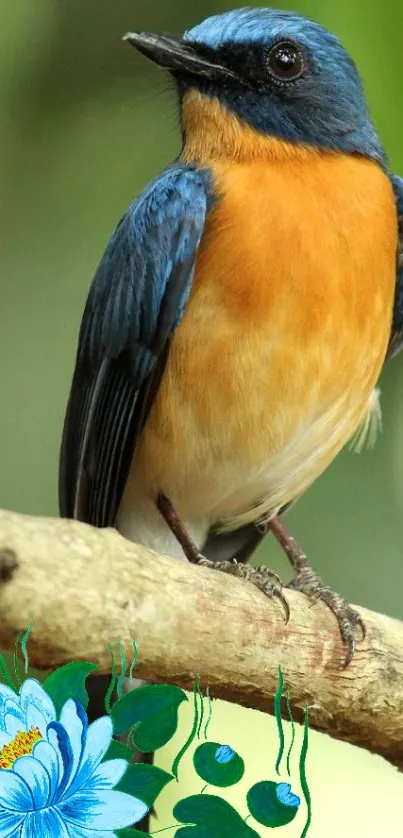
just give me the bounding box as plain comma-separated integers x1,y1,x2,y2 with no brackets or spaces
0,679,56,757
0,678,148,836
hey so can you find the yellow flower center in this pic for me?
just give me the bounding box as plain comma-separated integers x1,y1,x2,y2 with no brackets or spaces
0,726,43,769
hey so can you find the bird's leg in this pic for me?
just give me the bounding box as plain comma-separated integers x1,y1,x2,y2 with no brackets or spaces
268,514,366,665
156,493,289,620
156,492,205,562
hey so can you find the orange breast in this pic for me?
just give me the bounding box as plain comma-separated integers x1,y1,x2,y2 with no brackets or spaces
125,146,397,528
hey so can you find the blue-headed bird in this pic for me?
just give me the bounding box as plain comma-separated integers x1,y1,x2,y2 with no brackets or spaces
60,8,403,673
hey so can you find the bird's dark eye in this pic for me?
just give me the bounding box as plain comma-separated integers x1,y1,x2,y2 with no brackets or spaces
267,41,304,81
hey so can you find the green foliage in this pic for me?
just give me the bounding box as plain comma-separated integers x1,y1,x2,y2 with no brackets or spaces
102,739,134,762
174,794,261,837
111,683,188,748
172,678,201,780
2,640,308,834
116,831,152,837
42,661,98,713
274,666,285,775
116,762,174,806
247,781,299,828
0,651,17,692
299,707,312,838
193,742,245,787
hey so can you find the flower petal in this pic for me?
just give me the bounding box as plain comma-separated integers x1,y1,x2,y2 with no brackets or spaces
60,789,148,829
58,700,87,793
32,741,60,803
64,828,116,838
0,810,25,836
21,808,70,838
0,730,13,749
47,727,66,786
87,758,128,790
1,700,24,733
0,685,18,713
64,716,112,797
46,722,73,794
13,755,51,808
0,769,33,812
3,712,26,738
26,703,50,739
19,680,56,729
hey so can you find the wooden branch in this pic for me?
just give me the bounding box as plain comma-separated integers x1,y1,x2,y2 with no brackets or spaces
0,507,402,769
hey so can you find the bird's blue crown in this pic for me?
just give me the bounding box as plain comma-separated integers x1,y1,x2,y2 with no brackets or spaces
180,7,386,163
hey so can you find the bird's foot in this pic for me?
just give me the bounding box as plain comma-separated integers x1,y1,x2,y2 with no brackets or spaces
196,556,290,623
287,563,365,666
267,515,365,666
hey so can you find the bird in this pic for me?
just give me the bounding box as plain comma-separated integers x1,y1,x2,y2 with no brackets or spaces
59,4,403,793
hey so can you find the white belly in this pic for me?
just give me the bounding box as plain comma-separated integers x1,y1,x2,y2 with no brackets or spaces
117,388,380,556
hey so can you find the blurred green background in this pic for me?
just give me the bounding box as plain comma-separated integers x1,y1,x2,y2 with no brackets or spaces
1,0,403,834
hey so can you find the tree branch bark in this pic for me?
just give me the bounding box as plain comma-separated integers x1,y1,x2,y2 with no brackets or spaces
0,507,402,769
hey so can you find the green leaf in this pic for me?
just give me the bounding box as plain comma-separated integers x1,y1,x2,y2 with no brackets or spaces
116,638,127,698
193,743,244,787
299,706,312,838
43,662,98,714
174,794,261,837
172,678,199,780
116,831,152,837
102,739,133,762
274,666,285,775
247,781,299,828
0,651,17,692
176,830,225,837
111,683,187,750
134,704,179,752
116,762,173,806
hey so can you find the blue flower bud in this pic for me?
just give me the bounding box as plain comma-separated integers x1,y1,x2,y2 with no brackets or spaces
275,782,301,808
215,744,235,764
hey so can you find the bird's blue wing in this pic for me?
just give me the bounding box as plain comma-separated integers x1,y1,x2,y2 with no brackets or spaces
387,174,403,359
59,164,210,526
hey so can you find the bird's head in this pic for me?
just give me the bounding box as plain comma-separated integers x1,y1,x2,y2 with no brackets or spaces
125,7,385,165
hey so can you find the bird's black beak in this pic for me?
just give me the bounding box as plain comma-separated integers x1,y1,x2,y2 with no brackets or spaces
123,32,236,81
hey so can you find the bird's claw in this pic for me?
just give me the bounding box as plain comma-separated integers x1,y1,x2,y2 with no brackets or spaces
287,567,365,666
196,556,289,622
338,606,366,667
252,563,290,623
